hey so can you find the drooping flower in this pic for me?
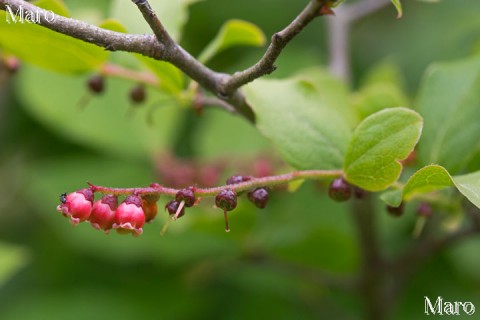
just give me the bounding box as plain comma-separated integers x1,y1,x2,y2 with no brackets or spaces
89,194,118,233
56,188,94,225
112,195,145,237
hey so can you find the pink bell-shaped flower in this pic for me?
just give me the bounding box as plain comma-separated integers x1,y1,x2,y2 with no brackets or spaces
89,194,118,233
112,195,145,237
57,188,94,226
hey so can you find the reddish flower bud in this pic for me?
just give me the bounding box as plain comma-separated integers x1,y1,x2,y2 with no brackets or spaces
56,188,94,225
176,187,196,207
226,175,251,185
247,187,269,209
164,200,185,218
89,194,118,233
112,195,145,237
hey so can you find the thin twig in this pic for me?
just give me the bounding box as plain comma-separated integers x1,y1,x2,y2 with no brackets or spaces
89,169,343,197
221,0,330,95
131,0,175,47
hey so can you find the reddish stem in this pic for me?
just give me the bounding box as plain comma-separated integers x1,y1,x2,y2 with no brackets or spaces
89,169,343,197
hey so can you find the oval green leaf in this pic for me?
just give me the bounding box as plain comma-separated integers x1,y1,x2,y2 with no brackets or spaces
344,107,423,191
379,164,480,210
198,19,266,64
244,77,352,170
403,164,454,202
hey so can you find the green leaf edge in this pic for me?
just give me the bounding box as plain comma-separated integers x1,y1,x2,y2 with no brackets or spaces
390,0,403,18
380,164,480,210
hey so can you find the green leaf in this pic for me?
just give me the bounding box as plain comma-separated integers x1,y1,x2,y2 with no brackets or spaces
244,77,352,170
17,65,181,159
390,0,403,18
344,107,423,191
136,56,185,94
452,171,480,209
198,19,266,64
379,164,480,210
403,165,454,202
109,0,202,41
0,0,109,73
416,57,480,174
0,242,29,287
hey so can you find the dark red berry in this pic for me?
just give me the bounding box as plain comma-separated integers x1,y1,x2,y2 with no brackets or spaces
215,189,237,232
226,175,251,185
417,202,433,218
215,189,237,211
247,187,269,209
87,75,104,94
165,200,185,218
387,202,404,217
129,84,146,104
175,188,196,207
328,177,352,202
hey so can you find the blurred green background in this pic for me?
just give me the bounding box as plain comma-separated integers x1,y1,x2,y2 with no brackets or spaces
1,0,480,319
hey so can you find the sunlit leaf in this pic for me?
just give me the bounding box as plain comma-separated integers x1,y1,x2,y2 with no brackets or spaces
198,19,266,64
379,164,480,210
136,56,185,94
344,108,423,191
403,165,453,201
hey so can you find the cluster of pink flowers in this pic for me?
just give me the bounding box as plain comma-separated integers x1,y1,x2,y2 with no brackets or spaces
56,188,150,237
